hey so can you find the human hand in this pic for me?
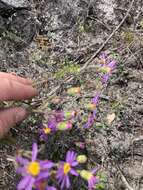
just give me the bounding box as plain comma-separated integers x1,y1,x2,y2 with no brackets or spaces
0,72,38,138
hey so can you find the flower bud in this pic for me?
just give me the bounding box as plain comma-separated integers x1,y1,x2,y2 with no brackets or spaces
98,66,111,74
67,87,81,95
75,142,86,149
64,111,76,119
57,121,72,131
77,155,87,163
79,170,93,180
85,103,96,111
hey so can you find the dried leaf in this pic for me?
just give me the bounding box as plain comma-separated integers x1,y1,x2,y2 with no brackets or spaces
106,113,116,125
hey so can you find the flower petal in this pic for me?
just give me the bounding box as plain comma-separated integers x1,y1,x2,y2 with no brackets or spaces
70,169,78,176
108,60,116,68
61,176,66,189
16,156,29,165
16,167,26,175
66,151,71,162
65,175,70,189
25,176,35,190
102,74,110,83
66,151,76,164
37,171,49,181
91,168,98,174
99,52,107,60
40,161,54,169
91,94,100,104
17,176,30,190
71,161,78,167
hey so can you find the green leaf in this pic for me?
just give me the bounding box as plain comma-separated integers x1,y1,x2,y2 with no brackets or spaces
95,122,107,128
54,63,80,78
96,183,106,190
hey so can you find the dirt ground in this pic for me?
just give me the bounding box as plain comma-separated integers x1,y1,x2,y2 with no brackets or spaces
0,0,143,189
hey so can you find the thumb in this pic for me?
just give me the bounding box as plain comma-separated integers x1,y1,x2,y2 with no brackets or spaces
0,107,27,139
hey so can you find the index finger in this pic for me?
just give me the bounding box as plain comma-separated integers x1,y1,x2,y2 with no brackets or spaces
0,78,38,101
0,72,32,85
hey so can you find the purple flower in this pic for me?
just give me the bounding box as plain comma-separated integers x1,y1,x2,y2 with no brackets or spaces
99,52,109,64
80,168,99,190
39,110,76,140
98,53,116,83
39,119,57,141
101,62,116,83
57,151,79,189
16,143,54,190
103,61,116,82
39,111,63,140
53,111,64,122
84,93,100,129
85,94,100,111
99,52,113,65
83,112,96,129
87,169,99,190
52,110,76,121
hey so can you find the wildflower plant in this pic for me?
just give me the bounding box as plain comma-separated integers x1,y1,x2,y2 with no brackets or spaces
16,143,54,190
16,52,117,190
98,53,116,83
17,143,100,190
57,151,79,189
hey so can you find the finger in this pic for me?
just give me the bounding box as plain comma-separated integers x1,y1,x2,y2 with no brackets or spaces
0,107,27,139
0,72,32,85
0,78,38,101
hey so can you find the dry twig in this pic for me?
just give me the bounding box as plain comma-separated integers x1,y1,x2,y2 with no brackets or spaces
80,0,135,72
116,164,135,190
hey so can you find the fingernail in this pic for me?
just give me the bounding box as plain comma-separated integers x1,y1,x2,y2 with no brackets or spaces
15,108,27,123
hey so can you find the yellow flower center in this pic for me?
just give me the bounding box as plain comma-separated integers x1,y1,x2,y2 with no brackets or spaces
44,127,51,134
99,66,111,74
106,66,111,73
65,111,72,119
27,161,40,176
74,87,81,93
86,103,96,110
63,163,71,174
67,87,81,95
